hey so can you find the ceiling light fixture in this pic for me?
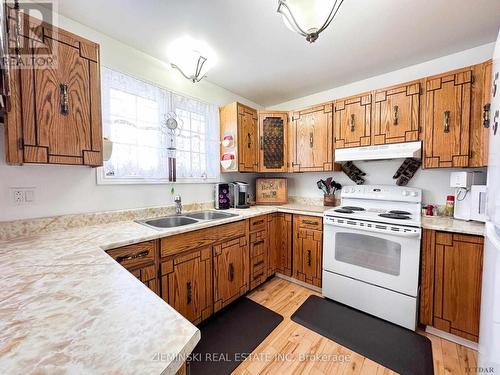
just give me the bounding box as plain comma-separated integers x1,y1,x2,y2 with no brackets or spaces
277,0,344,43
167,36,216,83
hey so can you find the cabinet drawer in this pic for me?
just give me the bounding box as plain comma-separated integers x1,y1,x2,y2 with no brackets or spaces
249,215,267,233
106,241,156,269
295,215,323,231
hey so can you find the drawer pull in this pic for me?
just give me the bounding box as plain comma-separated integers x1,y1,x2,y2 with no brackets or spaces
307,250,312,267
253,260,265,267
302,220,319,226
253,273,264,280
443,111,450,133
393,105,399,125
60,83,70,115
115,250,149,264
309,132,314,148
252,220,264,226
253,240,265,246
228,263,234,282
350,114,355,132
247,133,252,148
186,281,192,305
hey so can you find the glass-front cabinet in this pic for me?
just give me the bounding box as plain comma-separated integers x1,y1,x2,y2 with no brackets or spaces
258,111,289,173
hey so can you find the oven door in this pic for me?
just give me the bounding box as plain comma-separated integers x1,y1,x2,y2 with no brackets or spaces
323,217,421,297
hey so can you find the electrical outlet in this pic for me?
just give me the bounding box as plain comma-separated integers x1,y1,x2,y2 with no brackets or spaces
10,187,36,206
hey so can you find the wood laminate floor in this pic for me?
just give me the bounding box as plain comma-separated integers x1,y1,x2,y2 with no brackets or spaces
233,277,478,375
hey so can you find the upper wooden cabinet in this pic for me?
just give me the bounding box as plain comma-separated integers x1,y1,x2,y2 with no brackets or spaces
334,93,372,149
372,82,420,145
220,102,258,172
4,8,102,166
290,103,333,172
258,111,288,172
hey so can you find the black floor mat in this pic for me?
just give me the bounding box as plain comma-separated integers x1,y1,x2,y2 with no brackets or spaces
189,297,283,375
291,295,434,375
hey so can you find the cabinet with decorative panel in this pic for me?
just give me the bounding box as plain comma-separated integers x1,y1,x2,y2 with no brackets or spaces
220,102,258,172
372,81,421,145
334,93,372,149
292,215,323,287
249,215,269,290
268,212,293,277
258,111,288,172
4,7,102,166
106,240,160,295
420,229,484,342
290,103,335,172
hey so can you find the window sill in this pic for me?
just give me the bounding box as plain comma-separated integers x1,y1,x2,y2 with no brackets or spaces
96,170,219,185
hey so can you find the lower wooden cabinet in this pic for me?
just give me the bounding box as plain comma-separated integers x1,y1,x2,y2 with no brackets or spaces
268,213,293,277
249,216,269,290
106,240,160,295
213,236,250,312
292,215,323,287
420,229,484,342
160,247,213,325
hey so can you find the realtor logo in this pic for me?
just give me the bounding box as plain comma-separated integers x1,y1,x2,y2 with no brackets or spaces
3,0,59,69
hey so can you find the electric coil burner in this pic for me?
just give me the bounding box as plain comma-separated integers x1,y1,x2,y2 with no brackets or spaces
323,185,422,330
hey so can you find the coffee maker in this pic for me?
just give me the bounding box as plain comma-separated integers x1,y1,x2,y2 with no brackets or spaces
230,182,250,209
214,183,231,210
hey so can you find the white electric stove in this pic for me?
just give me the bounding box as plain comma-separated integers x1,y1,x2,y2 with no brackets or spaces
322,185,422,330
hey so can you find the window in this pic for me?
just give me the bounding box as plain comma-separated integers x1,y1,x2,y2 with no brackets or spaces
98,67,220,184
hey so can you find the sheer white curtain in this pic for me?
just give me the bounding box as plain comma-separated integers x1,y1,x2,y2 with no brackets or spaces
99,67,220,184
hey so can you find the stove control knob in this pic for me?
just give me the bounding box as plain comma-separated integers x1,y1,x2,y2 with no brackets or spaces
411,191,418,197
402,190,409,196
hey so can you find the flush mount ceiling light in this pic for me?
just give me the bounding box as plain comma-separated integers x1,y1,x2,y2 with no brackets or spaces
167,36,216,83
277,0,344,43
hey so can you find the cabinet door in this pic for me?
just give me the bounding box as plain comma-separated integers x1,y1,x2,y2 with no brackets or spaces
213,236,249,312
161,247,213,325
423,68,473,168
269,213,292,277
238,104,259,172
5,9,102,166
131,264,160,296
334,94,372,149
293,226,322,287
249,229,268,290
290,104,333,172
372,82,420,145
258,111,288,172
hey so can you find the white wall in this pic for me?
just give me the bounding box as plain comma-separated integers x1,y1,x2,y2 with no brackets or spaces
0,13,261,222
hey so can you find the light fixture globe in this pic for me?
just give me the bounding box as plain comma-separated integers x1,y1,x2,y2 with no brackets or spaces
167,36,216,83
277,0,344,43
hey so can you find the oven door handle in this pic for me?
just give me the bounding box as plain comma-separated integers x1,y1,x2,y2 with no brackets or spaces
324,220,421,238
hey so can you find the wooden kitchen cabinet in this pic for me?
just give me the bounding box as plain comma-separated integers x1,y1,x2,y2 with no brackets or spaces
213,236,250,312
290,103,335,172
420,229,484,342
292,215,323,287
372,81,421,145
268,212,293,277
4,7,102,166
249,215,269,290
161,247,213,325
220,102,258,172
334,93,372,149
106,240,160,295
258,111,289,172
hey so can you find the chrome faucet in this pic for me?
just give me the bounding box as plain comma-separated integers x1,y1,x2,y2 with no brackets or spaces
174,195,182,215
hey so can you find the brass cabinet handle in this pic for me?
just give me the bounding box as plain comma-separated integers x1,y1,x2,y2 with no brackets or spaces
60,84,70,115
302,220,318,225
253,219,264,225
115,250,149,264
306,250,312,267
253,240,265,246
260,135,263,150
350,114,355,132
493,72,498,98
253,273,264,280
393,105,399,125
247,133,251,148
443,111,450,133
186,281,192,305
309,132,314,148
253,260,265,267
483,104,491,129
228,263,234,282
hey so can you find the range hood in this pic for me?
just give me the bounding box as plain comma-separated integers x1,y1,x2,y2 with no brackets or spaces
335,141,422,162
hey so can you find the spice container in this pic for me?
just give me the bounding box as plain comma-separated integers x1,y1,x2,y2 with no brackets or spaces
444,195,455,217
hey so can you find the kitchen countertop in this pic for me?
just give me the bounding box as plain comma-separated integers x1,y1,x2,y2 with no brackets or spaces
421,215,485,236
0,204,326,374
0,203,484,373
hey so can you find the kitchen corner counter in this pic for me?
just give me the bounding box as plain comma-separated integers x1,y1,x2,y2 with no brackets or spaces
0,203,329,374
421,216,485,236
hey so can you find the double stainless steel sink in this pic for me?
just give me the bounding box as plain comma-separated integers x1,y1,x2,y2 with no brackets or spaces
136,210,239,230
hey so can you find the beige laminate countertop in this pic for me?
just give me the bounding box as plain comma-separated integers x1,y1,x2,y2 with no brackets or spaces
421,215,485,236
0,203,484,374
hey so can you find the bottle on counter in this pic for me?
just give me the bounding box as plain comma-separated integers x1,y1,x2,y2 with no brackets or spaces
444,195,455,217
